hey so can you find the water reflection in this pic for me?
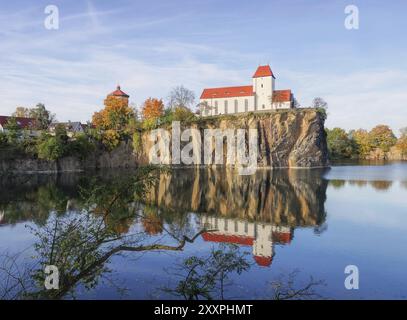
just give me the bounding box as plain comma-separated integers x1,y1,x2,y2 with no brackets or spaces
0,167,330,299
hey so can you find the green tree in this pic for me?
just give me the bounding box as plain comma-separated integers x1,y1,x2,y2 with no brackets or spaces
4,117,21,144
326,128,355,159
368,125,397,152
29,103,55,130
37,135,65,160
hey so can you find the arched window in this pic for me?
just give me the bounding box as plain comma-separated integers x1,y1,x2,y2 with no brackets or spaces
234,99,238,113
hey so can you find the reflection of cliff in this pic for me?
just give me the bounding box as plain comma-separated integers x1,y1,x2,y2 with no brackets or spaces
145,168,328,227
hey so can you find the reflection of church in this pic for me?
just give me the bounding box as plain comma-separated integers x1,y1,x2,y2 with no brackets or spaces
198,214,292,267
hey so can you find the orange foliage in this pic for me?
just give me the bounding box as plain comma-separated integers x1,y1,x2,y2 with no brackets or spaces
92,96,134,130
141,98,164,120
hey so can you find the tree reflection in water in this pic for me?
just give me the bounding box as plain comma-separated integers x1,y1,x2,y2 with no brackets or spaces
0,167,329,300
0,167,213,299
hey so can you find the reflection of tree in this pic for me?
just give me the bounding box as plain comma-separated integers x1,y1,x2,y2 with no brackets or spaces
329,179,346,189
0,167,212,300
162,244,250,300
370,180,392,191
141,205,163,235
267,270,326,300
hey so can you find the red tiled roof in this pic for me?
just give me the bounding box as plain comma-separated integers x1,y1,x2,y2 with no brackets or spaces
272,90,292,103
0,116,35,129
272,231,292,244
201,232,254,246
253,65,274,78
254,255,273,267
108,85,129,97
200,85,253,99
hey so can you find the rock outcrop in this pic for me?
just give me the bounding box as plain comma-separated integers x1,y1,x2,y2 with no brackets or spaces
136,108,329,168
0,109,329,173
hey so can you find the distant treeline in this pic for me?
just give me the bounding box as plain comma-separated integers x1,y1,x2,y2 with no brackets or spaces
326,125,407,160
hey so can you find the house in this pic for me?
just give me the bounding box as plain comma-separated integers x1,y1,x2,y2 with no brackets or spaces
0,116,39,137
199,214,292,267
49,121,86,137
199,65,294,116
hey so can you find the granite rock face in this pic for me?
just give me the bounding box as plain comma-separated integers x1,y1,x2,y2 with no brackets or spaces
137,109,329,168
0,109,329,173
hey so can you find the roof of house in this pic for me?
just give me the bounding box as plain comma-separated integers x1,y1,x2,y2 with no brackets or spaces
50,122,84,131
0,116,35,129
253,255,273,267
200,85,254,99
253,65,275,78
108,85,129,98
272,90,292,103
201,232,254,246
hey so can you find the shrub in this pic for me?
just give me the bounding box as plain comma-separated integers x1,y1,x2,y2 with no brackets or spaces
37,136,65,161
66,134,95,159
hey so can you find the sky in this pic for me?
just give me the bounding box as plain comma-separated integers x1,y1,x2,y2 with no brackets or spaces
0,0,406,132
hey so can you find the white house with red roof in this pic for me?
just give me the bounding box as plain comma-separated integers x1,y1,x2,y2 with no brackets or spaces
199,214,292,267
199,65,294,116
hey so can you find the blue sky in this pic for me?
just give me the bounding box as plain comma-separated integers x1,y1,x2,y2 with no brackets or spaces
0,0,406,132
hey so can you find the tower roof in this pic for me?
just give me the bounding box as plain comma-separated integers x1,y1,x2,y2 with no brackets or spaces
108,85,129,98
252,65,275,78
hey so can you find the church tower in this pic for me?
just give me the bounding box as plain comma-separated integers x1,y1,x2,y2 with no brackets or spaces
105,85,130,106
252,65,275,110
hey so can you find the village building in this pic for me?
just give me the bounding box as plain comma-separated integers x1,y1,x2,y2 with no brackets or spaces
106,85,130,106
199,214,292,267
199,65,294,116
0,116,39,137
49,121,86,137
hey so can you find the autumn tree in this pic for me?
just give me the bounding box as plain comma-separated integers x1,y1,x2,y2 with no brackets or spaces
92,96,135,131
396,127,407,156
141,98,164,120
12,107,30,118
167,86,195,110
351,129,371,158
368,125,397,152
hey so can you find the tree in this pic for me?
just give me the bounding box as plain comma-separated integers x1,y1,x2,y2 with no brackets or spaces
368,125,397,152
167,86,195,110
326,128,355,159
141,98,164,120
12,107,30,118
92,96,135,131
311,97,328,110
29,103,55,130
37,136,65,161
396,127,407,156
352,129,371,157
4,117,21,144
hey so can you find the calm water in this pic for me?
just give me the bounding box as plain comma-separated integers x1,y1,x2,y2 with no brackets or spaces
1,162,407,299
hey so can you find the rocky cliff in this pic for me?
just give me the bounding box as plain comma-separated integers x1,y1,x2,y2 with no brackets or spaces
136,108,329,168
0,109,328,173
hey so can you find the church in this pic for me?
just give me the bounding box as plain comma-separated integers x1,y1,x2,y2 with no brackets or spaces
199,65,294,116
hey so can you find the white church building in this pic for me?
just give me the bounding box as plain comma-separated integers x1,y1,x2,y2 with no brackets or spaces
199,65,294,117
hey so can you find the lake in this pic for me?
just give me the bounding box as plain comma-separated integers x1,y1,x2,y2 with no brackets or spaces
1,162,407,299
